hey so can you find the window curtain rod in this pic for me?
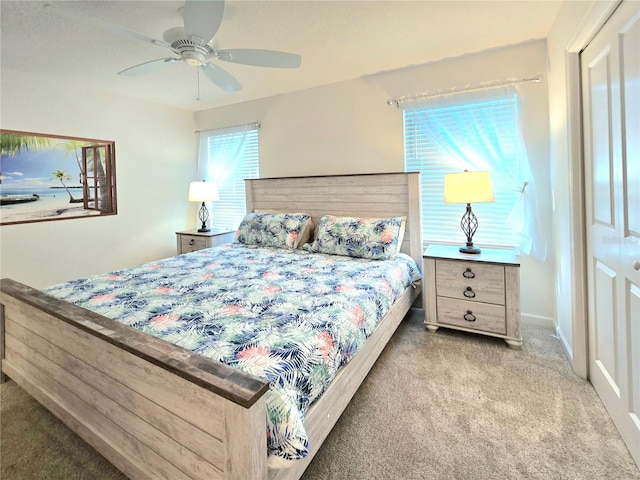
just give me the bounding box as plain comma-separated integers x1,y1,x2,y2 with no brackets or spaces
196,121,261,135
386,75,542,107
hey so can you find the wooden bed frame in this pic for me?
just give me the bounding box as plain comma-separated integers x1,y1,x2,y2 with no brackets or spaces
0,172,422,480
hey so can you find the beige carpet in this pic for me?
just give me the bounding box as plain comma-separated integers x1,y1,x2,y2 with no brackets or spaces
2,309,639,480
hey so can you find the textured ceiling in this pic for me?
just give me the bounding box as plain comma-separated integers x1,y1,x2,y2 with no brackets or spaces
1,1,562,112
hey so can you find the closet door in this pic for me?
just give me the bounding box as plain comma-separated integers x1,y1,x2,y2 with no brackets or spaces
582,0,640,467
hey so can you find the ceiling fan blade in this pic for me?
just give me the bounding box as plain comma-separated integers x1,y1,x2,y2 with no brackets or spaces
217,49,302,68
200,63,241,92
183,0,225,45
43,3,171,50
118,58,180,76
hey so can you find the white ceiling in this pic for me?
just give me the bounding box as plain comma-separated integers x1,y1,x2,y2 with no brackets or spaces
1,1,562,113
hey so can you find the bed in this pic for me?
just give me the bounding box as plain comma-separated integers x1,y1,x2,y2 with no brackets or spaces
0,172,422,480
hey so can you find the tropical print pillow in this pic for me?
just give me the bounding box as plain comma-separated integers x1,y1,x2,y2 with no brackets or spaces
310,215,406,260
234,212,313,249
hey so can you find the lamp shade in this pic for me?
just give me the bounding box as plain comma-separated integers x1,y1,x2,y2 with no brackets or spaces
189,181,219,202
444,171,495,204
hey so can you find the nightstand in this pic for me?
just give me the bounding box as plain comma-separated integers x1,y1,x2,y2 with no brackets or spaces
423,244,522,348
176,229,236,254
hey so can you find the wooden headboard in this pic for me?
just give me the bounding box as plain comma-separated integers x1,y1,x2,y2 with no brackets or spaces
245,172,423,271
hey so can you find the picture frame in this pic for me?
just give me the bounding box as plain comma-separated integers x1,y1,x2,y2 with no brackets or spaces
0,130,117,226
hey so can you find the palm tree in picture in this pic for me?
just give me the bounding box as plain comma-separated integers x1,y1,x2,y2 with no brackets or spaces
61,139,88,184
51,169,79,203
1,133,54,156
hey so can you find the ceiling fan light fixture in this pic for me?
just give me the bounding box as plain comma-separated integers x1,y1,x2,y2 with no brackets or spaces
182,51,206,66
162,28,214,67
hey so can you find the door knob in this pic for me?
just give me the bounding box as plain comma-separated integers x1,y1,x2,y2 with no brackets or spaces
634,260,640,271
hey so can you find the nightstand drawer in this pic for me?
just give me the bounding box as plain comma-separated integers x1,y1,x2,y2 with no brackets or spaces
180,236,209,253
176,229,235,255
437,297,506,335
436,260,505,305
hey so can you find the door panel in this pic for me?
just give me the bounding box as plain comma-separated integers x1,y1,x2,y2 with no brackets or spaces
594,260,618,394
588,50,615,227
582,0,640,467
629,284,640,424
621,13,640,237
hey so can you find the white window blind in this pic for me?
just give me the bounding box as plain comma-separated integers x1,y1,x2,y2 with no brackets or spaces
403,94,522,249
198,125,259,231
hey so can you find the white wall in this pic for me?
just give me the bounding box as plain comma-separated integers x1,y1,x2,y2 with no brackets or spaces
195,40,556,325
0,41,556,326
546,0,620,377
0,70,196,289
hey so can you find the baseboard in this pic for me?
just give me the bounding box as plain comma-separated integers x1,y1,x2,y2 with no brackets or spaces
521,313,555,329
554,323,574,362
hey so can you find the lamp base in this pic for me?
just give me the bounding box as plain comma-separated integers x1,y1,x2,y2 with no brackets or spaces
459,203,481,254
197,202,210,233
459,244,481,255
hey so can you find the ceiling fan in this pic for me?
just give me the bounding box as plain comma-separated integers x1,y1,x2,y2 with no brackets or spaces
43,0,301,93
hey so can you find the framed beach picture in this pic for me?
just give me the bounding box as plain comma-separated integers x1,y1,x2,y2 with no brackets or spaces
0,130,117,226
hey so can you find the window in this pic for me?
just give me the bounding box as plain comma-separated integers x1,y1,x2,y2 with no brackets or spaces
403,88,532,251
82,144,116,213
197,124,260,231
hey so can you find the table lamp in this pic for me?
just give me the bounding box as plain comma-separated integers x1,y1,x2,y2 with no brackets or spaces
444,170,495,254
189,180,219,232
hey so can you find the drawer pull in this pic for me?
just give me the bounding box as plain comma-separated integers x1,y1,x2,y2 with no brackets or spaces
462,268,475,279
463,287,476,298
189,239,195,246
463,310,476,322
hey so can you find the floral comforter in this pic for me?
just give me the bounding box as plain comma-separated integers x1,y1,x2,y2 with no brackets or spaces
45,244,421,467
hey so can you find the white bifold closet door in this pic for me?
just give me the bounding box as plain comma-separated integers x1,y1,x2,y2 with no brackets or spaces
582,0,640,468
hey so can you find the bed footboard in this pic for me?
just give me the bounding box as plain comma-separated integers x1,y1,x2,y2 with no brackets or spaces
0,278,270,480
